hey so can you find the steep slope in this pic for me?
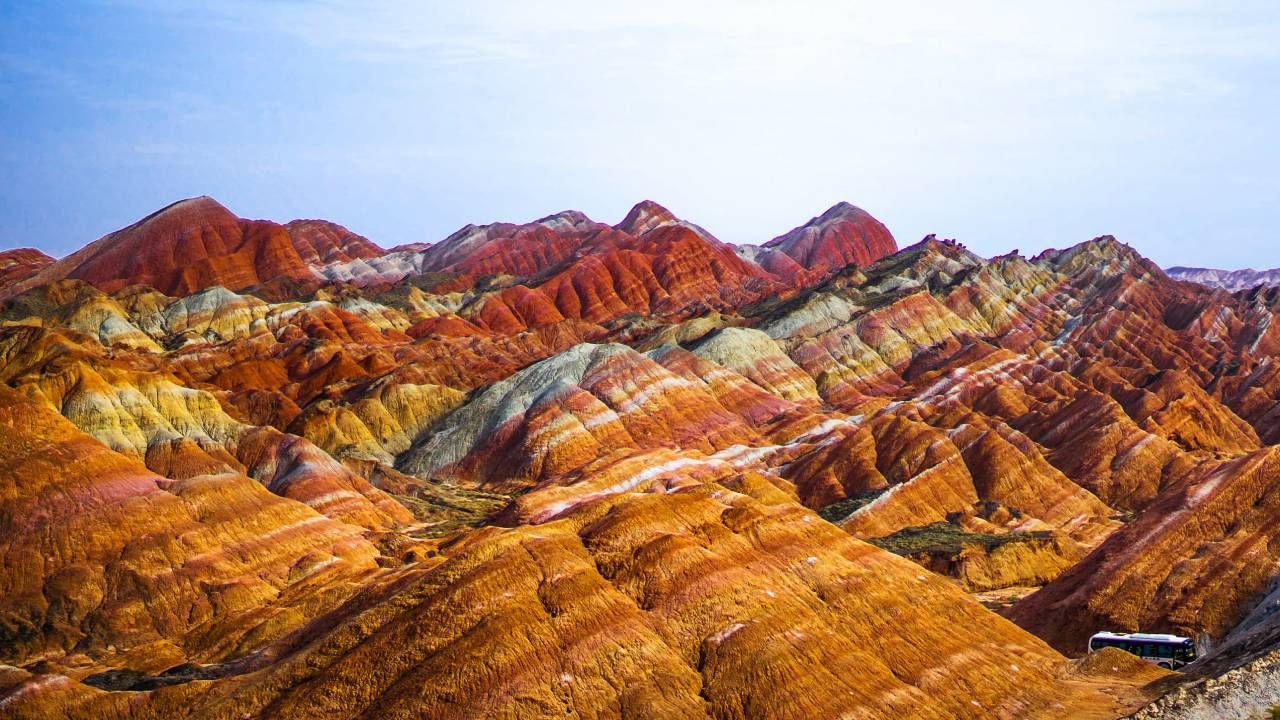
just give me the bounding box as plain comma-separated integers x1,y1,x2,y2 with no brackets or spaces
282,219,384,265
8,196,1280,719
0,386,382,668
0,458,1152,720
754,201,898,276
397,343,764,490
324,200,898,332
1007,448,1280,654
465,201,789,333
421,210,617,277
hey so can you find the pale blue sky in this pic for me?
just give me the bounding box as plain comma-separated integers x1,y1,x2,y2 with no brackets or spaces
2,1,1279,267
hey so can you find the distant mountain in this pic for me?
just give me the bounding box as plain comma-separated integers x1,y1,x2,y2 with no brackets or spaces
1168,265,1280,291
320,199,901,332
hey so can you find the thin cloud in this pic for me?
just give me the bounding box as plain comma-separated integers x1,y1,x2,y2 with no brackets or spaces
5,1,1280,265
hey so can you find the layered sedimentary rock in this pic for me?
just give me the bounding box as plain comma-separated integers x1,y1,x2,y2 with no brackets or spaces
0,325,411,531
464,202,789,333
282,219,384,265
0,247,53,289
6,196,1280,719
1,197,385,301
1,280,163,351
751,201,898,277
0,386,382,668
1008,447,1280,653
398,342,764,489
422,210,612,277
0,460,1150,720
323,200,899,334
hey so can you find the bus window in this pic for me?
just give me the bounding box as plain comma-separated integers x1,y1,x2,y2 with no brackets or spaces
1091,636,1195,667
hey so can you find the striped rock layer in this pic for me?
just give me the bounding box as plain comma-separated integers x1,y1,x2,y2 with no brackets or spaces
3,198,1279,718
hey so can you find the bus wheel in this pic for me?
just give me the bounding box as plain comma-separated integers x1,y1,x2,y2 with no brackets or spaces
1157,662,1172,669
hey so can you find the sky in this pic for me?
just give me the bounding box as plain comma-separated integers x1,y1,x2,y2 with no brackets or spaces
2,1,1279,268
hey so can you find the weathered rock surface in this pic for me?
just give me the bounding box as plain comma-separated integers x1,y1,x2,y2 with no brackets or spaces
0,465,1144,720
1008,448,1280,654
0,247,54,289
1124,649,1280,719
0,386,382,668
6,197,1280,719
754,201,898,276
1,197,385,301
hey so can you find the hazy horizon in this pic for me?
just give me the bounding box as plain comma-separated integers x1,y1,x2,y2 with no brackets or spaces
3,1,1279,269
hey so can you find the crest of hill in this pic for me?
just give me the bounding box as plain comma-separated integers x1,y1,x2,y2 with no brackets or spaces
9,197,901,309
760,201,898,274
0,196,384,300
0,247,54,290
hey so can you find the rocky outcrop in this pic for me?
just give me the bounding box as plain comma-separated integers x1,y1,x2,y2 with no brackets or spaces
1125,649,1280,719
0,247,53,290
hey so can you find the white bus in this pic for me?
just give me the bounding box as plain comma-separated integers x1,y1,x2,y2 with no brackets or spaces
1087,631,1197,669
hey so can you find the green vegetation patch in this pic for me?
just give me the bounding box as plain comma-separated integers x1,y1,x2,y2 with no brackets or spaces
84,662,234,691
869,522,1053,557
816,488,888,523
393,482,510,539
365,271,456,305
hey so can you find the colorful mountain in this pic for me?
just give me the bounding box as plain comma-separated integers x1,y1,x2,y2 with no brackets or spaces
3,197,1279,718
0,247,53,289
1,197,384,301
1168,265,1280,291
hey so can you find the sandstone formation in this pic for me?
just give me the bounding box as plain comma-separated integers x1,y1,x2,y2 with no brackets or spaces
1008,448,1280,654
0,247,53,290
752,201,898,277
0,386,383,668
0,459,1144,720
1,197,385,301
4,197,1280,719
